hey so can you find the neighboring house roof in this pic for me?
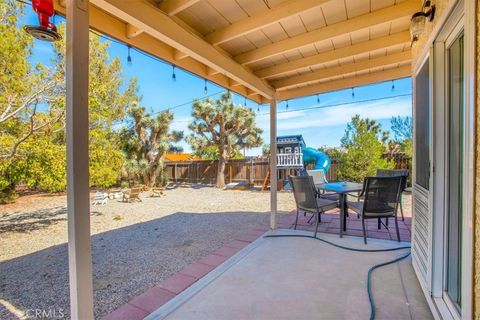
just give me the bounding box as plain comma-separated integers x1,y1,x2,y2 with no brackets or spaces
276,135,306,146
165,153,199,161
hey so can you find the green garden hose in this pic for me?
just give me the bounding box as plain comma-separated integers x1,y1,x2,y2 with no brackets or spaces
263,233,411,320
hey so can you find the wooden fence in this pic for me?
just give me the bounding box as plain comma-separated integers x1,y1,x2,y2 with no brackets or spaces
165,153,410,185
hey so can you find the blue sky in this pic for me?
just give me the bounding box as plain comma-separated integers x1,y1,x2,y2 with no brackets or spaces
20,5,412,156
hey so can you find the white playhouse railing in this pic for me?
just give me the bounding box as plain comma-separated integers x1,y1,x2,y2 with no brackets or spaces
276,153,303,167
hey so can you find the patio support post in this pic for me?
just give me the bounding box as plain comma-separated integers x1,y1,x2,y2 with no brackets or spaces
269,99,277,229
66,0,94,319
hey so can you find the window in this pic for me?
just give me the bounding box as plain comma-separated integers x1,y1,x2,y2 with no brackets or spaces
414,60,430,189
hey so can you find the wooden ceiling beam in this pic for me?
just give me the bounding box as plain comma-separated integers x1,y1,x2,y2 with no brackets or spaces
205,0,332,46
276,65,411,100
235,0,417,65
93,0,274,99
160,0,201,16
126,23,144,38
230,80,242,87
206,66,220,76
272,50,411,89
173,49,188,60
255,31,410,79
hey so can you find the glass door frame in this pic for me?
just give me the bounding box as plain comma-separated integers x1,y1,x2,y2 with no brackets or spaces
428,1,475,319
443,22,464,317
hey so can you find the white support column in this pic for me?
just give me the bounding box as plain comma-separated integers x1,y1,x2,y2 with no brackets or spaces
66,1,94,319
269,100,277,229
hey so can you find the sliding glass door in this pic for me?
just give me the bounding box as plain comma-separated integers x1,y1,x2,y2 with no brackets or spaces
445,32,464,312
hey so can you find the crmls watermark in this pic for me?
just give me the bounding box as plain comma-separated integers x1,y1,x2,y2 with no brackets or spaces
25,308,65,319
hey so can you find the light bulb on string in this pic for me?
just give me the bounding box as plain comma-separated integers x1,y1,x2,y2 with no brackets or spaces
286,100,289,110
391,80,395,91
127,45,132,66
257,104,260,112
351,87,355,98
316,94,320,104
204,79,208,95
244,97,247,107
171,65,176,82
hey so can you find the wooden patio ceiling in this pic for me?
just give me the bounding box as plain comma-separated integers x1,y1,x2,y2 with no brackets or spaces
54,0,416,104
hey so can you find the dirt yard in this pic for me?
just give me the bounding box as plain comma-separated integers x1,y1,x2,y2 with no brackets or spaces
0,186,295,319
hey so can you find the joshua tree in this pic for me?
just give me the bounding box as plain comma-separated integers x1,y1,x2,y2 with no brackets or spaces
121,103,183,187
187,93,262,187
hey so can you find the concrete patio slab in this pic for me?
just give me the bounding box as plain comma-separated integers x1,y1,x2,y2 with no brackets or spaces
146,230,431,320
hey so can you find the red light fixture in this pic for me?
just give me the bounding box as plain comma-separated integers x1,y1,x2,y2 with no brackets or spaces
24,0,62,42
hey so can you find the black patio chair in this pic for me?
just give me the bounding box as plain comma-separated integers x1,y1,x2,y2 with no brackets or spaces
376,169,409,221
289,175,338,238
346,176,403,244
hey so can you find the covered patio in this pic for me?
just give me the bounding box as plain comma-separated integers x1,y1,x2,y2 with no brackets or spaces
48,0,477,319
150,232,430,320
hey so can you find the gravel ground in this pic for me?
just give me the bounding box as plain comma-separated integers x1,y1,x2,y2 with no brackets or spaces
0,186,295,319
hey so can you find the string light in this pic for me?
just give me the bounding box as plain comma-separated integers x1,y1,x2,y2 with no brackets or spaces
37,8,410,124
171,65,176,82
127,45,132,66
244,97,247,106
252,93,412,116
30,13,259,117
286,99,289,110
204,79,208,95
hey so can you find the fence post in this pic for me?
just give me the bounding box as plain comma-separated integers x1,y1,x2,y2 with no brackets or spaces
250,159,253,185
173,163,177,183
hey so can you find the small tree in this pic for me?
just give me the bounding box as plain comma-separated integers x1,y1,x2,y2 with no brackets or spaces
120,103,183,187
187,93,262,187
337,115,393,182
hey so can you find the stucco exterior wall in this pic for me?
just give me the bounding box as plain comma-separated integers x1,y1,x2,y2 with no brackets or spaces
474,3,479,319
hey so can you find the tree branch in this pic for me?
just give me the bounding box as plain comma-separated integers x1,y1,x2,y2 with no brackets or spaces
0,79,61,124
1,103,65,159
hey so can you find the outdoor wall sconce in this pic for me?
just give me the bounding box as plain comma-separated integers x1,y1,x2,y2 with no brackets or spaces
410,0,436,46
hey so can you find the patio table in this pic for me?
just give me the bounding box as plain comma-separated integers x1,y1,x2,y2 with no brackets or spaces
315,181,363,238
